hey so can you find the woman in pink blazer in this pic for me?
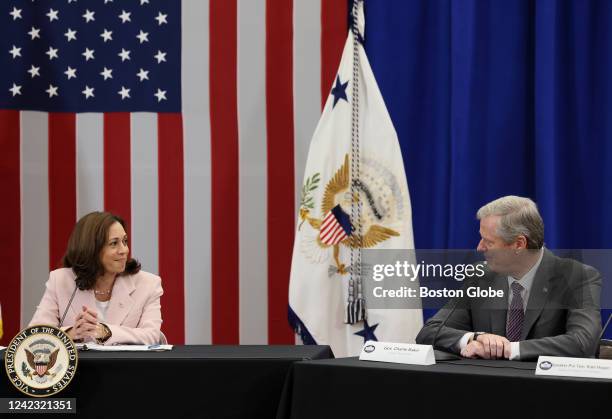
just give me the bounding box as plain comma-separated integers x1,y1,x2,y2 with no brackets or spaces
30,212,166,345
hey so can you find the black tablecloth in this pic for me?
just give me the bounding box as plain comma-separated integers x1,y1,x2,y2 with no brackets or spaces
282,357,612,419
1,345,331,418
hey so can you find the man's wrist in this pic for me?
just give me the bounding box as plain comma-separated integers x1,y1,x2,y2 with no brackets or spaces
458,332,474,351
509,341,520,360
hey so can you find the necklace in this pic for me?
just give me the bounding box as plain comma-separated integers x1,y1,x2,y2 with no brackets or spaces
94,289,112,295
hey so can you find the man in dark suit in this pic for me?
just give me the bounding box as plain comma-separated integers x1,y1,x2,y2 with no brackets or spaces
416,196,602,361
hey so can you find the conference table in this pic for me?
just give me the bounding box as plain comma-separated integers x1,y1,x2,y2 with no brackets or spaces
280,356,612,419
0,345,331,418
2,345,611,418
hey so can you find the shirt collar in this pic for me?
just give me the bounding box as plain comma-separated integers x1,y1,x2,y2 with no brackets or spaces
507,247,544,292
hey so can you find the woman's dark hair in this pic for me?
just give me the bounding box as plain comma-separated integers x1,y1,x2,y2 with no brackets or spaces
62,211,141,290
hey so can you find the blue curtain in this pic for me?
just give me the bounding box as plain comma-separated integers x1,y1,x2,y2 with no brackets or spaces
360,0,612,336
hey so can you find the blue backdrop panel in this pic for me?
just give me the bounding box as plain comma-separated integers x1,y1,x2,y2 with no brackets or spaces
361,0,612,336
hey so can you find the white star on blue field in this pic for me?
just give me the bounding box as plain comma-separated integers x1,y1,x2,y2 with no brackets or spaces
0,0,180,112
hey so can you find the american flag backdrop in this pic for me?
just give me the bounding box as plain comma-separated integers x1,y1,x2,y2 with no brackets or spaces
0,0,348,345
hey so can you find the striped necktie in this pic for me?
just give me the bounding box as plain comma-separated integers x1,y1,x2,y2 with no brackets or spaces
506,281,524,342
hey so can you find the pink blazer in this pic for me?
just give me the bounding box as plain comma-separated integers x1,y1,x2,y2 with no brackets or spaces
29,268,165,345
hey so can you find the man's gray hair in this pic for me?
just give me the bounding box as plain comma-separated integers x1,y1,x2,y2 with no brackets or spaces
476,196,544,249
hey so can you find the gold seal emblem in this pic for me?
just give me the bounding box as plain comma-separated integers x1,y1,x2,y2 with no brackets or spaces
299,154,402,275
4,325,78,397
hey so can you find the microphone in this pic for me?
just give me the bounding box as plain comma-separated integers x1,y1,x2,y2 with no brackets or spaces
430,297,462,361
598,312,612,342
58,284,79,329
598,312,612,359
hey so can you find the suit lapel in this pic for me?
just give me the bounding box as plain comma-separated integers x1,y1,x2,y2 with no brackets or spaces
105,274,135,325
521,250,554,340
488,274,509,335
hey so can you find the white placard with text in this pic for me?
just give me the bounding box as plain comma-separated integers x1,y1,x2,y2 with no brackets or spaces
359,341,436,365
535,356,612,380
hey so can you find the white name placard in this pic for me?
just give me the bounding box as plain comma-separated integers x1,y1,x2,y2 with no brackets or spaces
535,356,612,380
359,341,436,365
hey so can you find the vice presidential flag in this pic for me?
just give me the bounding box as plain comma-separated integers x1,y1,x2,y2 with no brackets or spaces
288,1,423,357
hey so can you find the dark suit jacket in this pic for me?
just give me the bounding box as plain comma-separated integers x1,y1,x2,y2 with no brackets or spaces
415,249,602,360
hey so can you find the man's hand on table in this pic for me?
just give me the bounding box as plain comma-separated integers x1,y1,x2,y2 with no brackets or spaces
460,333,511,360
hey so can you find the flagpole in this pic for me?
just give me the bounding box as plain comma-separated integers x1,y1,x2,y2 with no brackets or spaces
348,0,364,325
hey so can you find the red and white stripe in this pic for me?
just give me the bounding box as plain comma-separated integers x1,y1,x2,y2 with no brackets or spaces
319,212,349,245
0,0,347,346
36,365,47,377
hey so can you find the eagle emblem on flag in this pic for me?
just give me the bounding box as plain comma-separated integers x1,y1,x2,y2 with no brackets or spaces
298,154,400,276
